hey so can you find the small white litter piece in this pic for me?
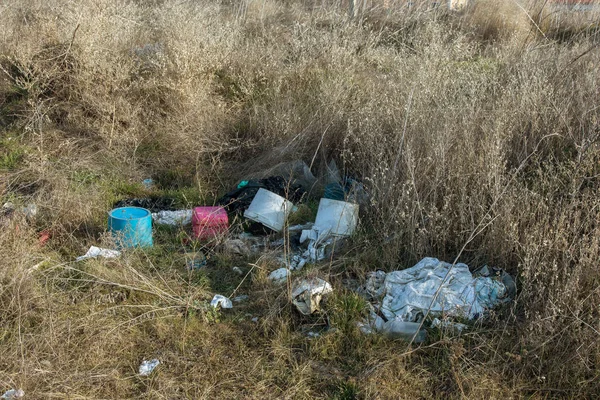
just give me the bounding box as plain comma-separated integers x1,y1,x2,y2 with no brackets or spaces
0,389,24,399
431,318,467,334
232,266,244,275
210,294,233,309
251,317,259,323
76,246,121,261
151,210,192,226
139,359,160,376
268,268,289,284
291,277,333,315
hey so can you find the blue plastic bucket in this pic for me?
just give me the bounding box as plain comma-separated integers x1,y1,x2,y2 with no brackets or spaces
108,207,153,248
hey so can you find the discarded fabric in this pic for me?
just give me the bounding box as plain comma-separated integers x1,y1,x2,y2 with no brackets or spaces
291,278,333,315
210,294,233,309
268,268,289,284
375,257,513,322
0,389,24,400
139,359,160,376
152,210,192,226
76,246,121,261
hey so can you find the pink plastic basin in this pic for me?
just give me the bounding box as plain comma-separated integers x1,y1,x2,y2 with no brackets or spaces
192,206,229,241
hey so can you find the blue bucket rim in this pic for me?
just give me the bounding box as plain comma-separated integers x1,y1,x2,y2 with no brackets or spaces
109,206,151,220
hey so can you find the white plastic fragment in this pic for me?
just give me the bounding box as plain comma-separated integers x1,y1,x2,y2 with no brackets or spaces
76,246,121,261
233,295,249,302
431,318,467,334
244,188,293,232
251,317,259,323
151,210,192,226
0,389,24,399
23,204,37,218
232,266,244,275
291,278,333,315
210,294,233,309
268,268,289,284
139,359,160,376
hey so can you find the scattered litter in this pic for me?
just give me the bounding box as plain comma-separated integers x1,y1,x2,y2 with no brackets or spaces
0,389,24,399
23,204,37,218
139,359,160,376
251,317,259,323
288,223,314,232
291,277,333,315
268,268,289,284
114,197,176,213
244,188,294,232
38,230,51,246
2,202,15,217
152,210,192,226
218,176,305,215
431,318,467,334
109,207,153,248
232,266,243,275
224,238,252,256
363,270,387,299
142,178,154,189
233,295,249,302
282,254,307,271
76,246,121,261
307,331,320,338
313,198,358,237
378,257,514,322
185,252,207,270
192,206,229,240
210,294,233,309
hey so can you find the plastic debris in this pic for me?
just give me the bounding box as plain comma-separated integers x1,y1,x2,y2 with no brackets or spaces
233,295,249,302
114,197,176,213
291,277,333,315
151,210,192,226
379,258,513,322
210,294,233,309
218,176,304,215
76,246,121,261
431,318,467,334
268,268,289,284
142,178,154,189
23,204,37,218
0,389,24,399
139,359,160,376
251,317,259,323
232,266,244,275
185,252,207,270
244,188,293,232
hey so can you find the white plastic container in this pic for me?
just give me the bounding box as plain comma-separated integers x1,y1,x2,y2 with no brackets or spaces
244,188,293,232
314,198,359,237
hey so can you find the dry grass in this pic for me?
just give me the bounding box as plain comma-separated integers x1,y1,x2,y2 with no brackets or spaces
1,0,600,398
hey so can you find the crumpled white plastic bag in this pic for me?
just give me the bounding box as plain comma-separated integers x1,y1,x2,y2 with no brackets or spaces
139,359,160,376
151,210,192,226
76,246,121,261
210,294,233,309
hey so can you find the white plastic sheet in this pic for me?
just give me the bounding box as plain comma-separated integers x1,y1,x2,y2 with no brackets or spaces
139,359,160,376
151,210,192,226
374,257,511,322
76,246,121,261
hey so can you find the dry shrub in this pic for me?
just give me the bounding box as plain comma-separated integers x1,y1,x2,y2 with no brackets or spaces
464,0,536,43
1,0,600,397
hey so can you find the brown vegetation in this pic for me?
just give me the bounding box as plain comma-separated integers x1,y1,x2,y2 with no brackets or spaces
1,0,599,398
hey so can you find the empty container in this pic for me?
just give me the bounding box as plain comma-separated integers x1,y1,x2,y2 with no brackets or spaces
192,206,229,241
108,207,153,248
314,198,358,237
243,188,293,232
